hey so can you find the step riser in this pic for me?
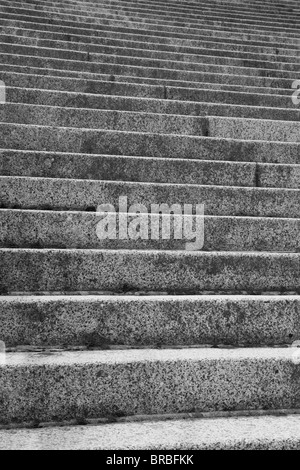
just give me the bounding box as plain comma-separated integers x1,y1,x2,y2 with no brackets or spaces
2,211,300,252
1,295,299,347
2,176,300,218
167,87,296,109
0,125,298,165
1,250,300,293
1,44,298,80
1,104,300,142
0,152,258,187
1,151,300,189
1,348,299,424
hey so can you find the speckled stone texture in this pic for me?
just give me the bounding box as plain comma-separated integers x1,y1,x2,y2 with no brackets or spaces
1,414,300,450
4,88,300,122
1,125,300,164
0,8,296,53
1,249,300,293
1,103,300,140
0,73,295,106
2,176,300,218
1,150,300,189
0,152,257,186
0,56,292,93
0,69,294,96
1,0,300,446
2,210,300,252
0,295,300,347
0,349,299,424
0,47,295,87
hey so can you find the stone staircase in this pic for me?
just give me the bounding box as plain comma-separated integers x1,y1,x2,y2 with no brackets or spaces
0,0,300,450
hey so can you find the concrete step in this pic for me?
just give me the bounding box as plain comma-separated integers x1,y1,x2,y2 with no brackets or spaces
1,413,300,449
0,4,299,43
1,124,299,164
129,0,300,11
1,13,299,50
18,0,300,19
5,0,300,27
3,27,300,65
1,249,300,293
1,44,297,81
0,61,293,94
2,209,300,252
0,348,299,424
3,23,299,59
2,75,295,109
3,35,299,72
0,64,291,98
1,17,298,52
1,4,300,41
1,294,299,347
2,150,300,189
0,152,260,186
1,104,300,142
0,0,299,446
2,175,300,217
48,0,300,18
2,2,300,36
3,71,297,106
4,0,300,28
5,88,300,122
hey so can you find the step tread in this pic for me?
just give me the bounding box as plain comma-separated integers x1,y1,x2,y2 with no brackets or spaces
1,413,300,449
1,347,296,366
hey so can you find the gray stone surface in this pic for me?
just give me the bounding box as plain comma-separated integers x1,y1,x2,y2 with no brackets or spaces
0,65,292,97
2,176,300,218
1,249,300,293
3,0,300,39
1,39,299,73
0,51,293,89
1,414,300,449
1,7,299,44
1,149,299,188
0,9,297,48
2,102,300,138
0,71,294,108
2,32,299,69
0,348,299,423
2,210,300,252
5,88,300,122
0,19,297,61
0,294,299,347
0,151,257,186
1,0,300,445
1,126,300,164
